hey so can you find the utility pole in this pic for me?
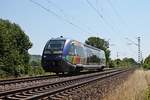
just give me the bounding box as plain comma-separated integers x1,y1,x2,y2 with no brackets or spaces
117,52,119,59
126,36,142,66
116,52,119,67
137,37,141,64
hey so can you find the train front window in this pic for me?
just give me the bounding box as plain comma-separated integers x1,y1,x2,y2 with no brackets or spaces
46,40,65,50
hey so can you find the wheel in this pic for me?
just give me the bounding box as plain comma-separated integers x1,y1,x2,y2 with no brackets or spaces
56,72,59,75
97,66,104,71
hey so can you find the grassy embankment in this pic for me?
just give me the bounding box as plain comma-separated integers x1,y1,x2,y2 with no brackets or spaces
104,69,150,100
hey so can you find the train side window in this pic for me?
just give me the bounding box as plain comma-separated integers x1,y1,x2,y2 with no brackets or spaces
86,47,92,64
68,44,75,56
75,45,85,57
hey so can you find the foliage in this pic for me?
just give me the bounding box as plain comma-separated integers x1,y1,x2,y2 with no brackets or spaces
143,55,150,69
33,66,45,75
85,37,109,51
0,18,32,77
30,61,40,66
85,37,110,66
111,57,138,68
105,49,110,66
30,55,41,62
29,55,41,67
108,60,115,68
0,68,8,78
28,55,44,76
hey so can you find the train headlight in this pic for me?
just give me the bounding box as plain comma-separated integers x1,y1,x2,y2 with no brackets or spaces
44,50,51,54
53,51,62,54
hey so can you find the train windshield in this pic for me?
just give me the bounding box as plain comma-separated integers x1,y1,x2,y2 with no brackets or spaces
45,40,65,50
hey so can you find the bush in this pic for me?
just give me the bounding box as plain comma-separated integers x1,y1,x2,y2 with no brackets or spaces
143,64,150,69
33,66,45,75
0,69,8,78
109,61,115,68
143,55,150,69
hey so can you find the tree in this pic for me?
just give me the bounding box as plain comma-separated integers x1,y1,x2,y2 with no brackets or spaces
112,58,137,68
85,37,110,66
33,66,45,75
30,61,41,67
0,19,32,76
105,49,110,66
29,55,41,67
143,55,150,69
85,37,109,51
122,58,137,67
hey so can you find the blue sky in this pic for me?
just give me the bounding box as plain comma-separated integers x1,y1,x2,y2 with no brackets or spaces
0,0,150,61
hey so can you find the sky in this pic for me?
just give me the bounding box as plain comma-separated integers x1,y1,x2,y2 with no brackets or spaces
0,0,150,61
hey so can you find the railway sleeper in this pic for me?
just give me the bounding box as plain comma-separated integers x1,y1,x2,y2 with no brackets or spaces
49,95,62,100
21,91,33,96
26,90,36,94
5,95,21,100
13,94,28,98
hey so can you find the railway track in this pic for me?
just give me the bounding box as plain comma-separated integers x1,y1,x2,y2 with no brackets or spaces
0,68,113,92
0,68,134,100
0,74,57,85
0,74,58,92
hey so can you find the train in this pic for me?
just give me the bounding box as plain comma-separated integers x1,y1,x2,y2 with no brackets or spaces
41,36,106,74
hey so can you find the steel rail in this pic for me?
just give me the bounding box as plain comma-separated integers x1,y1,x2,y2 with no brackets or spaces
0,68,114,85
0,68,132,100
0,74,57,85
26,69,131,100
0,68,115,93
0,68,116,85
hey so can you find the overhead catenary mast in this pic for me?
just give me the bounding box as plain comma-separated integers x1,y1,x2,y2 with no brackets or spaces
126,36,142,66
137,37,141,64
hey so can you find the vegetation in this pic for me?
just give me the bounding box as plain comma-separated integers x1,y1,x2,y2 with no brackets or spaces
139,55,150,100
0,19,44,78
143,55,150,69
110,58,138,68
0,19,32,77
85,37,110,66
104,70,150,100
29,55,45,76
29,55,41,67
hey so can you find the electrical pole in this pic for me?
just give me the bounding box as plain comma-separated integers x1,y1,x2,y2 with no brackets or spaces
126,36,142,67
137,37,141,66
116,52,119,67
117,52,119,59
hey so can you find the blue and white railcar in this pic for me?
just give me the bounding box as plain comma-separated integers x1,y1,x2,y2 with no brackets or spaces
41,37,106,74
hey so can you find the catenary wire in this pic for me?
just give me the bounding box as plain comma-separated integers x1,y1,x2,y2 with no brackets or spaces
106,0,128,29
86,0,117,33
45,0,97,35
29,0,92,35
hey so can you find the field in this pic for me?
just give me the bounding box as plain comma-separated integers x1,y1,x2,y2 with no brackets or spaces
104,69,150,100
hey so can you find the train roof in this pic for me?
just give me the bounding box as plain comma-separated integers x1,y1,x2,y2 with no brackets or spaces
84,43,104,52
49,37,104,52
50,36,66,41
